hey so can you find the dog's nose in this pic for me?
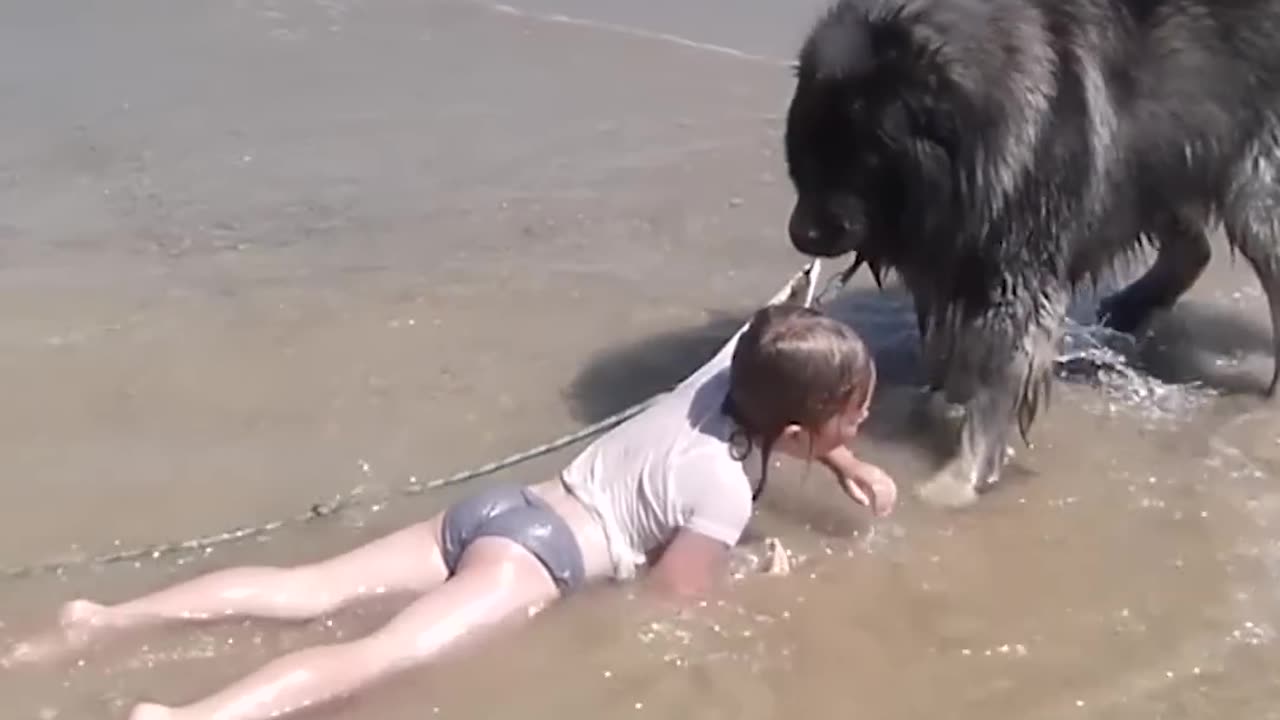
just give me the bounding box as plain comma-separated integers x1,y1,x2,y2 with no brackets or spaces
788,211,822,250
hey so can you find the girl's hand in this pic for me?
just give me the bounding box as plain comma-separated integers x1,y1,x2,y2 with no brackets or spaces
837,461,898,517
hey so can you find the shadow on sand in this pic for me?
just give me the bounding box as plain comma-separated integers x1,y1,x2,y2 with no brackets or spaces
1128,299,1277,396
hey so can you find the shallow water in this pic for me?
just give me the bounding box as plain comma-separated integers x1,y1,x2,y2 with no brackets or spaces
2,0,1280,718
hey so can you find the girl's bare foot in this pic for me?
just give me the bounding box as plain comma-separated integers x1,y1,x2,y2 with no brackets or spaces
61,598,112,632
2,599,112,668
128,703,175,720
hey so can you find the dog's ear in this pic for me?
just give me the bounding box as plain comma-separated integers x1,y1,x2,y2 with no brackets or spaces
865,17,962,151
800,4,941,83
799,6,958,144
805,11,876,82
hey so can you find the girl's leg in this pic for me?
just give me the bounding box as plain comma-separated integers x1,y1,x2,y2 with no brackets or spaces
128,536,562,720
95,517,449,622
5,517,450,667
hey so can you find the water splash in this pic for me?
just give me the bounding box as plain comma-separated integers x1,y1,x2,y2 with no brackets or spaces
1057,322,1208,420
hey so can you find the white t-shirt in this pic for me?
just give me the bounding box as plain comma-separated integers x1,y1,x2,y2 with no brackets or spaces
560,327,759,581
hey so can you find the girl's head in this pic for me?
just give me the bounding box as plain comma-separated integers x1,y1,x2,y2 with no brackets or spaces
723,304,875,495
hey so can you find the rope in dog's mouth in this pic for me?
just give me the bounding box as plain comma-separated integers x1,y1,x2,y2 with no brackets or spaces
812,252,889,307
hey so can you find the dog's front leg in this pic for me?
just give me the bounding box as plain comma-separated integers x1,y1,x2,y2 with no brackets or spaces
900,272,968,426
916,377,1018,507
915,288,1066,508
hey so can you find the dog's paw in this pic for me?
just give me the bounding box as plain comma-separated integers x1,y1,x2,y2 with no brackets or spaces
1097,292,1157,335
921,389,965,423
915,468,980,509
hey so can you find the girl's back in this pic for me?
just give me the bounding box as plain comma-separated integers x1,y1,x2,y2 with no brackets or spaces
559,338,756,582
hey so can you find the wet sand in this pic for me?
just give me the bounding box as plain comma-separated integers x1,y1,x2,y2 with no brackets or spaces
2,0,1279,718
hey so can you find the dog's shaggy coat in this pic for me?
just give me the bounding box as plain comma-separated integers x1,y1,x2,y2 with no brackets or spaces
783,0,1280,505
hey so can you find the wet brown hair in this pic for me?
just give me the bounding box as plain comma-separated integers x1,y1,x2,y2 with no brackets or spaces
722,304,874,501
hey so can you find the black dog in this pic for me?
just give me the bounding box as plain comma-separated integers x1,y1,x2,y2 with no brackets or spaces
783,0,1280,506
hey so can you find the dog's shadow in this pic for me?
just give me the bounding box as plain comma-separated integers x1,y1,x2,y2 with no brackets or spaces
1113,300,1276,395
559,287,949,462
562,283,1277,458
561,288,934,424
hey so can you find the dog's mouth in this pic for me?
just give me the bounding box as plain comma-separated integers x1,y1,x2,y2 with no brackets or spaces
791,227,886,291
811,249,887,305
832,249,885,289
790,221,884,288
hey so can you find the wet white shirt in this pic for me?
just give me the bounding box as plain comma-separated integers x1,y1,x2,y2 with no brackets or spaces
559,327,758,581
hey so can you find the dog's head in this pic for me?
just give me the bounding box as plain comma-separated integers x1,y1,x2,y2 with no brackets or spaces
784,1,963,265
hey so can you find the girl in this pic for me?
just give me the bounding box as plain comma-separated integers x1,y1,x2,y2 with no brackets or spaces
9,269,896,720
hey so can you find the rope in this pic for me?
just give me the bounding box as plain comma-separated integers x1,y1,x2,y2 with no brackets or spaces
0,261,834,583
0,400,658,581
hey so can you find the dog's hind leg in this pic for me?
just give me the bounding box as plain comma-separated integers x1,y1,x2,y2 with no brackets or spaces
1224,131,1280,397
916,287,1069,508
1098,213,1212,334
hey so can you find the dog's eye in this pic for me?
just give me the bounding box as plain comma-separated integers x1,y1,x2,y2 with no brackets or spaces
881,103,910,141
861,147,884,170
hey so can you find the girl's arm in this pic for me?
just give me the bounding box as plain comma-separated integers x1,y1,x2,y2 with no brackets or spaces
644,529,735,599
820,445,898,517
644,464,754,599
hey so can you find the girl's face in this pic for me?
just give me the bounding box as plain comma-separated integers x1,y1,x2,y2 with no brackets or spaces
776,377,875,460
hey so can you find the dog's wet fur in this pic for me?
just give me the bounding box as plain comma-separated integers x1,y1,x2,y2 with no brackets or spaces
783,0,1280,506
